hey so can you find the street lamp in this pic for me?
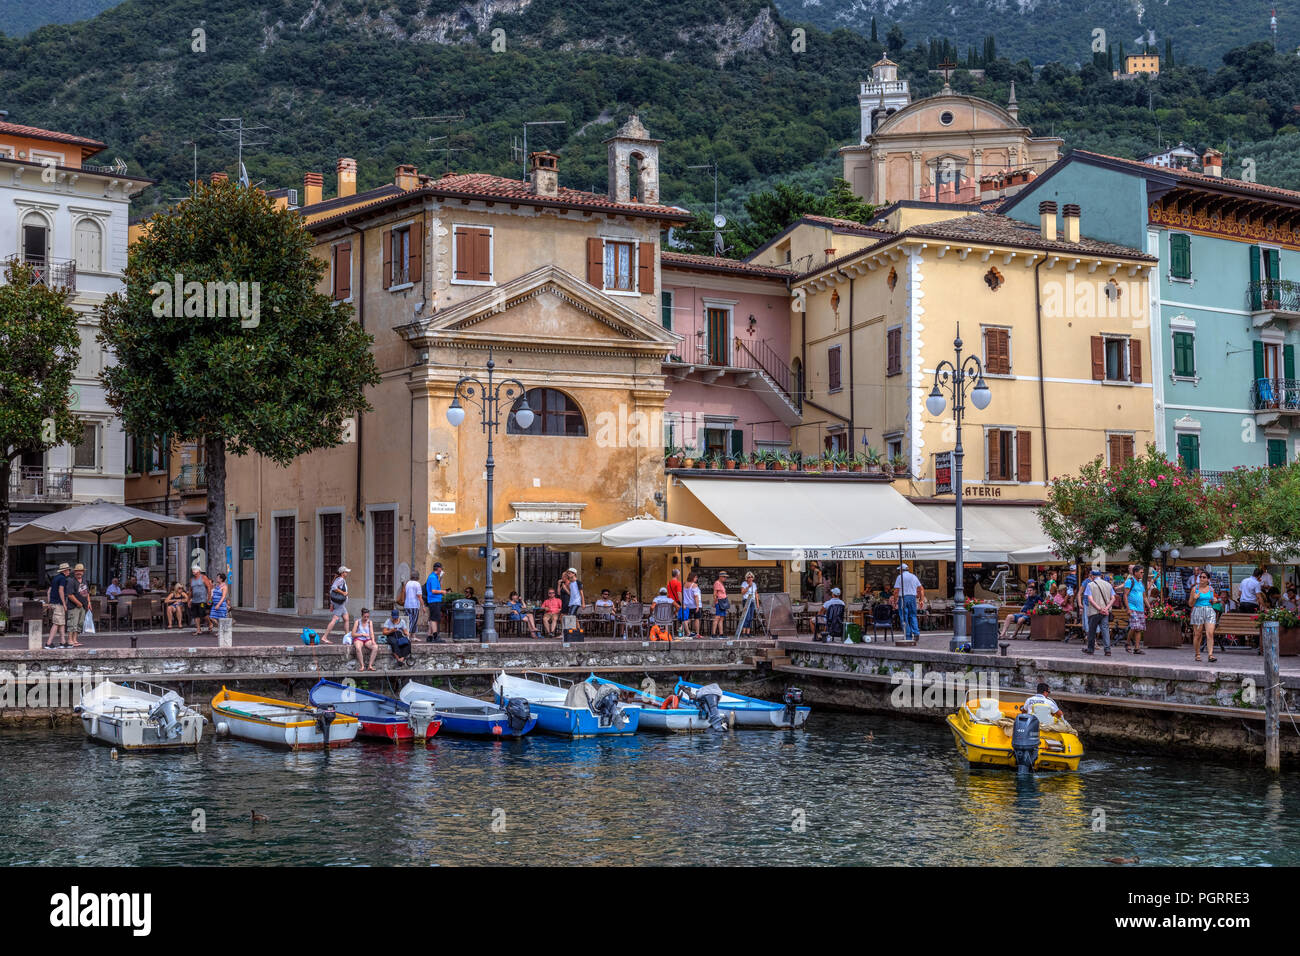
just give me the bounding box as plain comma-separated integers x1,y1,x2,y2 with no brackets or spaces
446,348,533,643
925,323,992,650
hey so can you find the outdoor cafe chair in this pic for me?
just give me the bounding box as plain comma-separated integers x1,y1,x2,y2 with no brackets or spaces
650,601,676,634
614,602,646,640
870,602,896,643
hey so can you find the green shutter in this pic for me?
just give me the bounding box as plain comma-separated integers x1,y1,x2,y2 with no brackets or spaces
1254,340,1266,381
1170,234,1190,279
1177,433,1200,472
1173,331,1195,377
730,429,744,458
1268,438,1288,468
1267,248,1281,281
660,291,672,330
1285,344,1295,382
1250,246,1262,309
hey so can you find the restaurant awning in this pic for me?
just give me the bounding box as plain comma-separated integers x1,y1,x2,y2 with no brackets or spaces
912,502,1049,562
676,478,949,561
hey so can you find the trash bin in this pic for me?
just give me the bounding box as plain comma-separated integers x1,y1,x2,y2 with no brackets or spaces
971,603,999,652
450,599,476,641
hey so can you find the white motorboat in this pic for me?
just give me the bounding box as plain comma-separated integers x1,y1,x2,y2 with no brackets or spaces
75,680,206,750
211,686,359,750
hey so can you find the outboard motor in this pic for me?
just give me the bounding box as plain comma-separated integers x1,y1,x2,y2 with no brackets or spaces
693,683,729,733
1011,712,1040,774
407,699,438,739
148,694,184,741
504,697,531,733
782,687,804,727
315,705,338,750
590,684,623,728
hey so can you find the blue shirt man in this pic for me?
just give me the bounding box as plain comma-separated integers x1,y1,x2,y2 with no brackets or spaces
424,562,445,642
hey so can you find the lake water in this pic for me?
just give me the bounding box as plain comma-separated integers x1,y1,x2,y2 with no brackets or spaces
2,715,1296,866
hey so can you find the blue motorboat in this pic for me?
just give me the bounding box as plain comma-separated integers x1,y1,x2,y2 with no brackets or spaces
399,680,537,738
673,678,810,728
309,679,443,743
493,671,640,737
584,675,728,733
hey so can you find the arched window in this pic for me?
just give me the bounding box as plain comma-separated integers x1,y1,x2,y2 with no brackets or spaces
21,211,49,265
74,218,102,272
508,388,587,437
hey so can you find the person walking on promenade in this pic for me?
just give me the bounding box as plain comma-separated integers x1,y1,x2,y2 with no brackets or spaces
1122,565,1148,654
66,564,89,648
45,562,71,649
322,566,351,644
893,563,925,642
402,572,423,635
189,565,213,637
739,571,758,637
711,572,730,636
424,562,446,642
1188,570,1218,663
210,572,232,645
1082,568,1114,656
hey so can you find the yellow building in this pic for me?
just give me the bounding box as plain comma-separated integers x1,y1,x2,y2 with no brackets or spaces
1116,53,1160,78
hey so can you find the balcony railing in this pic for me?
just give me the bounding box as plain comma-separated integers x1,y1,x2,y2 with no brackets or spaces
1247,279,1300,313
177,463,206,492
9,466,73,502
6,255,76,291
733,337,795,405
1250,378,1300,412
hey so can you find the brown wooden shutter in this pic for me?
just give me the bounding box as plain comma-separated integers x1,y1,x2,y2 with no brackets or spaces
382,228,393,290
473,229,492,282
987,430,1001,480
408,219,423,284
1122,435,1135,462
1107,435,1121,467
454,228,470,280
587,237,604,287
986,328,1010,375
1017,430,1032,483
1091,336,1105,380
1129,339,1142,383
333,242,351,300
637,241,654,294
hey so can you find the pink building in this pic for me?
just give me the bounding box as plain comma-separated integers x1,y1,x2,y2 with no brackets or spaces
660,252,799,458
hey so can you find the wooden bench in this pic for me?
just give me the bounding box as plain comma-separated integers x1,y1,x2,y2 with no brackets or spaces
1214,612,1261,652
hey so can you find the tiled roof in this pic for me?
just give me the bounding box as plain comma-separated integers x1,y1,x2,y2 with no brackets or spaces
899,211,1156,260
300,184,404,217
429,172,692,220
801,214,889,234
0,120,105,153
661,251,793,279
1072,149,1300,205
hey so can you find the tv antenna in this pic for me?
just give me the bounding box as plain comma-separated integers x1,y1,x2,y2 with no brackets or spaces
515,120,566,180
688,162,726,254
414,113,467,173
206,117,274,177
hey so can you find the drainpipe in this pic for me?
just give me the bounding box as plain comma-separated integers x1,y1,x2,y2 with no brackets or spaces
1034,256,1049,484
839,268,855,451
339,215,367,523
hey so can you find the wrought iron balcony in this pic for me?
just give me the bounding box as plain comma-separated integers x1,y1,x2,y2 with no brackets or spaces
1250,378,1300,413
1247,279,1300,315
6,255,76,291
176,463,206,492
9,466,73,502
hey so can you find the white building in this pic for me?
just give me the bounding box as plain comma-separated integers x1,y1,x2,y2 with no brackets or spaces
0,113,151,586
1142,143,1199,170
859,54,911,141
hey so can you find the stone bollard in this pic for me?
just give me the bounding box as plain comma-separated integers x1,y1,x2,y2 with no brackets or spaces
217,619,233,648
26,619,43,651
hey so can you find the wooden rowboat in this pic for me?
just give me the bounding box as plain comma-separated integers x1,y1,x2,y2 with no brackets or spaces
211,686,359,750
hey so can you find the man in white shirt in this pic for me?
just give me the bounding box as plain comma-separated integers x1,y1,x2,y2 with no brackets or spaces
402,572,423,633
1082,568,1115,657
105,578,122,600
893,563,925,641
1239,569,1263,614
1020,682,1064,720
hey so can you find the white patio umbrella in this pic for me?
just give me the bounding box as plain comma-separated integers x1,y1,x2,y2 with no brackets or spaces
439,520,600,548
590,516,742,597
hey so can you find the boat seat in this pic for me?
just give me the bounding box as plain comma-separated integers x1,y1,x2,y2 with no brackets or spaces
973,698,1002,723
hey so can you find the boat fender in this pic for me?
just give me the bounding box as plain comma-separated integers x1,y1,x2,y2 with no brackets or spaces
215,721,230,737
88,715,98,737
1011,712,1040,774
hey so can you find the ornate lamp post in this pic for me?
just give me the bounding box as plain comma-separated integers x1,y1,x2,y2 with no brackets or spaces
925,324,992,650
446,349,533,643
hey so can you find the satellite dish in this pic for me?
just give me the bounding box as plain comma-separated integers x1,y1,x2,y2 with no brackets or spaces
713,213,727,229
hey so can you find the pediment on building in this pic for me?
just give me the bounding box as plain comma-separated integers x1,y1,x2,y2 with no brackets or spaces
873,94,1025,137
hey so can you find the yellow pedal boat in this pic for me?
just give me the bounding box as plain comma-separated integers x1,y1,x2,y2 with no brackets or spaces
946,697,1083,772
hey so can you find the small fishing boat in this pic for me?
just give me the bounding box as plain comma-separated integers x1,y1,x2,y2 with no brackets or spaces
946,697,1083,772
585,675,728,733
75,680,205,750
672,679,810,729
398,680,537,739
211,686,360,750
308,680,442,744
493,671,640,737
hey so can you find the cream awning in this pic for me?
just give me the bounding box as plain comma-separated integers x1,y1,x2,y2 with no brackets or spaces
677,478,949,561
912,502,1049,562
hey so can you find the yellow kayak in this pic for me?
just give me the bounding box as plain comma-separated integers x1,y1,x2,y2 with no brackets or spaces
946,698,1083,772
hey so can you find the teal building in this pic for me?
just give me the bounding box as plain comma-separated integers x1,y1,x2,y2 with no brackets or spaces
1002,150,1300,476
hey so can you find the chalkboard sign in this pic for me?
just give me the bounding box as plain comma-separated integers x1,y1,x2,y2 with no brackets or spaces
698,565,785,595
861,560,940,597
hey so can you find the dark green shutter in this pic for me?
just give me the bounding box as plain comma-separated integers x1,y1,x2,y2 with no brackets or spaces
1177,433,1200,472
1250,246,1262,309
730,429,744,458
1173,331,1195,377
1285,344,1295,382
660,291,672,330
1170,234,1190,279
1268,438,1287,468
1254,340,1266,380
1267,248,1281,281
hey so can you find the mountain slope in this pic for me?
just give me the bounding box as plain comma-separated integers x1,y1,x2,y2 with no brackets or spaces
0,0,124,37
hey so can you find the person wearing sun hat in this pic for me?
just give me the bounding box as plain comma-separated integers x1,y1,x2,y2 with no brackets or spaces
46,562,72,649
66,564,90,647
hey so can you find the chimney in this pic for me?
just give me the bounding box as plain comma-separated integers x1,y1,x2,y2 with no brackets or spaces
337,157,357,199
0,110,9,122
1062,203,1081,243
211,171,228,184
529,151,559,198
303,171,323,207
1202,148,1223,178
395,163,419,191
1039,200,1058,241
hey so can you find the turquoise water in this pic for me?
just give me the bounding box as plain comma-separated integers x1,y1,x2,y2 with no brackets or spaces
1,715,1295,866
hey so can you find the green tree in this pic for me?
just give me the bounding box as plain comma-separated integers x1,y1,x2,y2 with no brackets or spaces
1038,456,1125,579
1220,463,1300,560
0,261,81,608
886,23,905,53
1107,444,1221,569
98,180,380,585
870,16,877,42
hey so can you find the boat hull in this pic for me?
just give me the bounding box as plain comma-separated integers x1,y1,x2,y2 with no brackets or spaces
80,711,205,750
399,680,537,738
673,679,811,729
309,680,441,744
212,687,360,751
356,717,442,744
77,681,206,750
946,700,1083,772
525,699,641,737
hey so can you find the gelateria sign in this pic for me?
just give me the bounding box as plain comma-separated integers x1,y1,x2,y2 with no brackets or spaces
744,546,938,561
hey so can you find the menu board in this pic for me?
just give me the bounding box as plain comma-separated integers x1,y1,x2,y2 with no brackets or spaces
697,565,785,594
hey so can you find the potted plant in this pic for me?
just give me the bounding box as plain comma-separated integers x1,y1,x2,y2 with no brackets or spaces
1145,603,1187,648
681,446,699,469
772,452,788,472
1260,607,1300,656
848,453,865,473
890,453,908,476
0,610,6,634
864,446,883,474
1028,601,1065,641
724,452,738,470
665,445,683,469
695,452,712,469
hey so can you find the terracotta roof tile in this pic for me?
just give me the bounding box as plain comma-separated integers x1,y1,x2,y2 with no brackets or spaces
801,214,889,234
661,251,793,279
429,172,692,219
898,212,1156,260
1073,149,1300,204
0,120,105,152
